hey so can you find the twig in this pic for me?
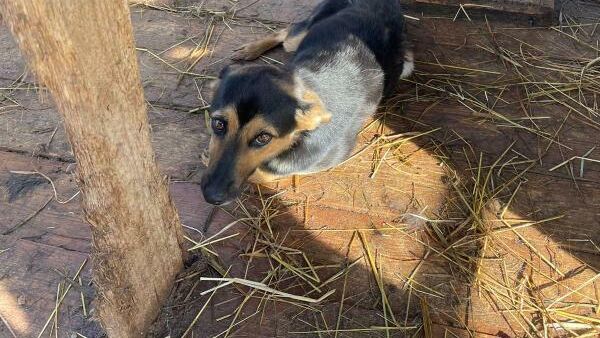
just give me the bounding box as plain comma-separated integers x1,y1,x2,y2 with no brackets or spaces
2,195,52,235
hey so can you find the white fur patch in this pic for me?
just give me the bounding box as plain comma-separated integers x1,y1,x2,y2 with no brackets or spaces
400,50,415,79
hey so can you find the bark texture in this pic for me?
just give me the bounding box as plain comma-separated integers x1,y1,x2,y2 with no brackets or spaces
1,0,187,336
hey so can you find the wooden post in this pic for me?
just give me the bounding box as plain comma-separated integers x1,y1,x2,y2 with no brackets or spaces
1,0,187,336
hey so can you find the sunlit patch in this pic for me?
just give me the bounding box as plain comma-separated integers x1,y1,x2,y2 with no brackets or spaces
128,0,169,5
0,282,30,336
166,46,210,62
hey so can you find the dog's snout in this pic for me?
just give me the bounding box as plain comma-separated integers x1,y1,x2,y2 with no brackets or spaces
201,176,235,205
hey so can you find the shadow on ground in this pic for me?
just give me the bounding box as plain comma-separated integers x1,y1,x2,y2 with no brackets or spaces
149,10,600,337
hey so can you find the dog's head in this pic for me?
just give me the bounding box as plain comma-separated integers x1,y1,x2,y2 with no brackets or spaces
201,64,331,205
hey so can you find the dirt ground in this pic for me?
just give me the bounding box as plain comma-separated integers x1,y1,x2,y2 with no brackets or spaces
1,0,600,337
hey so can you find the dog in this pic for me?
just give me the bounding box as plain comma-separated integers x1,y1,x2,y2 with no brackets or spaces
201,0,414,205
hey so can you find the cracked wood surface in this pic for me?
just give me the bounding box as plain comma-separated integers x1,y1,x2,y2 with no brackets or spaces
1,0,600,337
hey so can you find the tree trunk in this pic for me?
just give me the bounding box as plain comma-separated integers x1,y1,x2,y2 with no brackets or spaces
1,0,187,336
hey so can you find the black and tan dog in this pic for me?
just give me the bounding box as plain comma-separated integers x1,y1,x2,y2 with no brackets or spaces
201,0,414,205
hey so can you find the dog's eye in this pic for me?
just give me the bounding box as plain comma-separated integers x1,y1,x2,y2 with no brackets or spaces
252,132,272,147
211,118,226,135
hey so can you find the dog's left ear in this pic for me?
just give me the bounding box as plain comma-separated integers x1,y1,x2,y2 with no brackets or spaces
208,78,221,93
294,79,332,131
208,63,244,94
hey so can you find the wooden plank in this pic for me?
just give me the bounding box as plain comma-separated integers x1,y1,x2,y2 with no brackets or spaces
0,150,217,244
3,6,593,181
179,0,555,25
410,0,555,16
5,145,598,337
0,25,26,81
180,0,319,24
0,103,209,180
0,150,234,337
1,2,599,336
0,239,95,338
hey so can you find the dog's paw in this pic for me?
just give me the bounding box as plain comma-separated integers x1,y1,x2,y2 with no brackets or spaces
231,44,262,61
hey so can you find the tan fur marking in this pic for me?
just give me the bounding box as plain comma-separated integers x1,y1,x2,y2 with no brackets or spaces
206,83,332,186
239,115,279,142
295,89,332,131
206,106,239,172
234,116,298,183
283,30,307,53
231,29,289,61
212,106,239,136
248,167,282,183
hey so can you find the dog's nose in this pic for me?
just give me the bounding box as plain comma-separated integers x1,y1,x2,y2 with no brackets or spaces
201,177,235,205
205,194,227,205
201,185,229,205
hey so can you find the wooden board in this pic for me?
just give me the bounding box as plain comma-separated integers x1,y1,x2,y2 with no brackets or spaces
0,150,230,337
411,0,555,16
2,1,600,337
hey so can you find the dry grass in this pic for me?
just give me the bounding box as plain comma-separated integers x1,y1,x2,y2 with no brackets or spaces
0,71,33,114
21,2,600,337
176,9,600,337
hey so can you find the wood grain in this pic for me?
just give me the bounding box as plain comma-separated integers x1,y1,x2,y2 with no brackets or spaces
0,1,187,336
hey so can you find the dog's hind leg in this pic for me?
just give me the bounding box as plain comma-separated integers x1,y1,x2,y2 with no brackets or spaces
285,0,351,52
232,29,290,61
230,16,317,60
232,0,351,60
230,23,306,61
282,27,307,53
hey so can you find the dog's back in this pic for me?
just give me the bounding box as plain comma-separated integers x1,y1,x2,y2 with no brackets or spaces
292,0,408,91
264,0,409,175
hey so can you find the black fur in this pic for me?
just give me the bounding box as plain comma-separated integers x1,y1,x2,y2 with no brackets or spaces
291,0,407,95
211,65,298,135
288,0,352,36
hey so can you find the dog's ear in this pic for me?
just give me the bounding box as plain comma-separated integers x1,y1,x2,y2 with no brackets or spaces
218,63,240,78
208,78,221,93
294,79,332,131
208,63,244,93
